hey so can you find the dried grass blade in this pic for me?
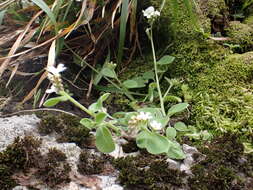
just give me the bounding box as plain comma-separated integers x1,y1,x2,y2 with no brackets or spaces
22,71,47,103
0,10,43,77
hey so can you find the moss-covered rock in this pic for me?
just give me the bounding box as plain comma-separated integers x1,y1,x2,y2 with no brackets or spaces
0,136,71,189
189,51,253,137
113,154,186,189
226,21,253,52
189,134,253,190
113,134,253,189
38,113,90,147
0,136,42,190
77,151,105,175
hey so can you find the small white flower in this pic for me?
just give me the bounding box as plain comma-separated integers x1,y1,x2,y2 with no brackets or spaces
142,6,160,19
47,64,66,77
46,85,58,94
150,120,162,130
136,112,152,121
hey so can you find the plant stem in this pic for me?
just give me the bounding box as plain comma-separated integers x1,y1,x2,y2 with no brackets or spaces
150,28,166,116
60,90,95,117
65,43,135,101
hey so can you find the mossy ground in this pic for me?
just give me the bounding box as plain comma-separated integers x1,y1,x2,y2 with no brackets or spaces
113,134,253,190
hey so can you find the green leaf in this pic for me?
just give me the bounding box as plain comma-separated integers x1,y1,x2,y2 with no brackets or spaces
123,80,139,88
89,93,110,112
95,112,107,124
43,96,67,107
136,131,149,149
101,68,117,79
117,0,129,64
166,127,177,140
167,141,186,160
80,118,94,129
167,103,189,117
146,133,170,154
174,122,188,132
31,0,57,26
142,71,154,80
157,55,175,65
185,132,201,140
136,131,170,154
100,93,111,102
163,96,182,103
95,126,115,153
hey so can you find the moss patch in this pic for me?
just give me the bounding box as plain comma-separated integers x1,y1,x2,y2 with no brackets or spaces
189,134,253,189
0,136,41,190
77,151,105,175
226,21,253,52
113,134,253,189
0,136,71,189
113,154,186,189
36,148,71,187
38,113,91,147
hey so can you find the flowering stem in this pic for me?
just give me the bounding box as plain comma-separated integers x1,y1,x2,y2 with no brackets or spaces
150,27,166,116
59,90,95,117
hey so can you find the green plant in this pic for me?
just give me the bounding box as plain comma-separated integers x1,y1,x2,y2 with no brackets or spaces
43,6,190,159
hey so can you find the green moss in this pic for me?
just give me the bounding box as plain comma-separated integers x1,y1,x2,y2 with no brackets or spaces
36,148,71,187
189,134,252,189
38,113,90,147
77,151,105,175
0,136,42,190
113,154,186,189
244,15,253,27
188,52,253,136
226,21,253,52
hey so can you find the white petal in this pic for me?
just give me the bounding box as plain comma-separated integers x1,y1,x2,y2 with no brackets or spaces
47,66,59,75
57,64,66,73
150,121,162,130
46,85,57,94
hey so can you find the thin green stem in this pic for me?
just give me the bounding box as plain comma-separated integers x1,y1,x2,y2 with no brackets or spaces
65,43,135,101
60,90,95,117
163,84,173,99
150,28,166,116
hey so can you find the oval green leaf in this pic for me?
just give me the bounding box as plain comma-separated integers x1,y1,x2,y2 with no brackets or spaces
43,97,61,107
80,118,94,129
157,55,175,65
166,127,177,140
95,126,115,153
167,103,189,117
174,122,188,132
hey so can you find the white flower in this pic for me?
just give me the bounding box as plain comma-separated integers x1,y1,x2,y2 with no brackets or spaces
46,85,58,94
47,64,66,77
136,112,152,121
150,120,162,130
142,6,160,19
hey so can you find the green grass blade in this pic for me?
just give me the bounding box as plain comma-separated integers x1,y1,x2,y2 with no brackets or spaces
0,9,6,25
31,0,57,26
117,0,129,65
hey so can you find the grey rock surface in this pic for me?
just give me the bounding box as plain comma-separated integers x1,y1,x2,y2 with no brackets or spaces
0,114,123,190
0,114,40,151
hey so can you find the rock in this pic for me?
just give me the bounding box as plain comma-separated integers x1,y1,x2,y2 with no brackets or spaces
166,158,181,170
0,114,40,151
182,144,198,155
0,114,123,190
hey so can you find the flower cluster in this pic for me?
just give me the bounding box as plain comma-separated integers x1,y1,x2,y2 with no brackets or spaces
142,6,160,20
150,120,162,131
128,112,151,126
46,64,66,94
